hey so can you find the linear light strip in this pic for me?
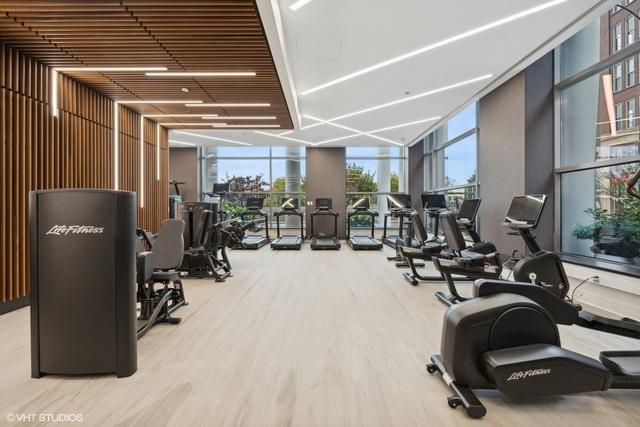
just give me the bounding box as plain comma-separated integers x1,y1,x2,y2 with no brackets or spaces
169,140,196,146
156,123,161,181
211,124,281,128
146,71,255,77
368,116,441,133
174,131,252,146
51,69,59,117
114,102,120,190
253,130,315,146
202,116,277,120
119,100,203,104
158,123,229,126
55,67,168,72
290,0,313,11
145,113,218,118
301,74,492,132
186,103,271,107
301,0,570,95
303,114,403,146
140,116,145,208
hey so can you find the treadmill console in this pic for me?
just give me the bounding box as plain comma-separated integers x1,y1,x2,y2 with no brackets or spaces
316,198,333,209
281,197,299,210
387,194,412,210
422,193,447,210
213,182,230,195
246,197,264,210
502,195,547,229
352,197,370,210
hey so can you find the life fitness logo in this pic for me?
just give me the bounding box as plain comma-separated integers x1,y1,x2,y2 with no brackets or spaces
46,225,105,236
507,368,551,381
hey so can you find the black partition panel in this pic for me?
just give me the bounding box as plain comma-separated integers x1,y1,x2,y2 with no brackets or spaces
30,189,137,378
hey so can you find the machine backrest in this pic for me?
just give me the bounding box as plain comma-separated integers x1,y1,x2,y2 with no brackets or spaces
410,211,429,243
152,219,185,270
440,212,466,252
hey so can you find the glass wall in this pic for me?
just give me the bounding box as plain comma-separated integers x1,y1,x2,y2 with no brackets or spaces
423,103,478,212
345,146,406,227
556,5,640,266
201,146,306,227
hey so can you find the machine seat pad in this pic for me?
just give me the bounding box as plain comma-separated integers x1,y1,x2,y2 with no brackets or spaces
460,249,488,260
151,270,180,281
600,351,640,378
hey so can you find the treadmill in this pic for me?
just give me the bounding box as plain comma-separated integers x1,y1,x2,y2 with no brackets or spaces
421,193,448,243
310,198,341,250
271,198,304,250
382,193,413,248
347,197,382,250
238,197,269,249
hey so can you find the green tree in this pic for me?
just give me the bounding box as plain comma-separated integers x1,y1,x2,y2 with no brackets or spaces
390,173,399,192
346,162,378,193
272,176,305,193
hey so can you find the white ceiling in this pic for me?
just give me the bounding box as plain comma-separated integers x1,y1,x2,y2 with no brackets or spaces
169,0,605,148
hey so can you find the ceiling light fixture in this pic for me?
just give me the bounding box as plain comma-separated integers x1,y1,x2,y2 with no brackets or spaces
202,116,277,120
212,124,281,128
290,0,313,11
144,113,218,118
146,71,256,77
186,103,271,107
55,67,168,72
156,123,161,181
254,130,315,146
302,74,492,131
119,100,204,104
113,102,120,190
301,0,569,95
174,131,252,146
169,140,196,146
303,114,403,146
158,122,228,126
139,116,145,208
368,116,441,133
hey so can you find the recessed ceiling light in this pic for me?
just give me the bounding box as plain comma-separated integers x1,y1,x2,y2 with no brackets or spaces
201,116,277,120
302,74,492,131
290,0,313,11
212,124,281,128
55,67,168,72
181,87,190,93
303,114,402,146
186,103,271,107
174,131,252,146
145,113,218,118
146,71,256,77
300,0,569,95
119,100,203,104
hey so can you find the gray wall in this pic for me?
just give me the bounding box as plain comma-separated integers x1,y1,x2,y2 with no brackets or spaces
478,52,555,255
169,147,199,202
305,147,347,238
478,73,526,254
408,140,425,212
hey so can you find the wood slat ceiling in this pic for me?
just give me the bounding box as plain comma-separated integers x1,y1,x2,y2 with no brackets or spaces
0,0,293,129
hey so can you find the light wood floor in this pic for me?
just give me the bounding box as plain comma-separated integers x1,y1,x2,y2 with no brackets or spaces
1,243,640,427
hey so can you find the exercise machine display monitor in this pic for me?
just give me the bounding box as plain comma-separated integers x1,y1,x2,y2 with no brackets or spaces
271,198,304,250
347,197,382,250
382,193,413,248
239,197,269,249
310,198,341,250
502,195,546,228
422,193,448,243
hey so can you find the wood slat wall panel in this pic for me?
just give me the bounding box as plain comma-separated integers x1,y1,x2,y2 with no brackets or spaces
0,42,169,307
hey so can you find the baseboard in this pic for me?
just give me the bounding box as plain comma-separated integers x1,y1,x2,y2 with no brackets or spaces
0,296,29,315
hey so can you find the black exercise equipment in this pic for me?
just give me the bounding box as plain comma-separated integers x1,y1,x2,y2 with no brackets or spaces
237,197,269,249
177,202,231,281
310,198,341,250
271,198,304,250
204,183,230,221
421,193,448,243
427,279,640,419
168,179,184,219
135,219,187,339
30,189,137,378
347,197,382,250
382,193,413,248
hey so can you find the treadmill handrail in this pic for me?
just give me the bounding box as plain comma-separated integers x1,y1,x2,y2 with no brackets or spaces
347,209,379,238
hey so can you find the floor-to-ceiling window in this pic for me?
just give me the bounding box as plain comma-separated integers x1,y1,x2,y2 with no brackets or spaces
201,146,306,227
555,6,640,267
423,103,478,211
345,146,406,227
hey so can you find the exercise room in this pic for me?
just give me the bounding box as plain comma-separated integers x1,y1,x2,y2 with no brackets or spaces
1,0,640,426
